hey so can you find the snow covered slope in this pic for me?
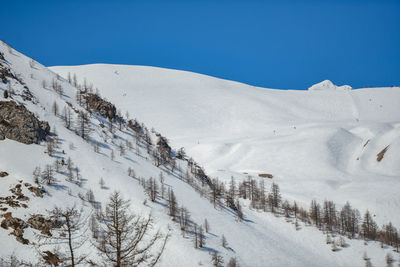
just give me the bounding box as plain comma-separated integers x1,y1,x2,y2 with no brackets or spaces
0,41,398,266
51,64,400,227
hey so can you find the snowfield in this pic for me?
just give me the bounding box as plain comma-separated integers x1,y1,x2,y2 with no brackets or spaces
51,64,400,227
0,41,398,267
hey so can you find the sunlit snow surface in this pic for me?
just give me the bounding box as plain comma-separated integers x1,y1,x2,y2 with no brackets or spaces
51,64,400,227
0,41,398,266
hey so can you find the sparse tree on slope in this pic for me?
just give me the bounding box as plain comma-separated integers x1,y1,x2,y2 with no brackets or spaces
94,191,168,267
76,111,91,140
44,206,88,267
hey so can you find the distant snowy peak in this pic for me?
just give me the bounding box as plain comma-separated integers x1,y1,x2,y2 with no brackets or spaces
308,80,352,91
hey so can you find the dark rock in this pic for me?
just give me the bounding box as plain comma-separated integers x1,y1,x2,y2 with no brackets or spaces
377,145,389,162
42,251,63,266
85,93,116,120
28,214,54,236
28,186,44,197
0,63,16,84
0,171,8,177
1,196,20,207
258,173,274,179
0,101,50,144
9,183,29,201
1,212,29,244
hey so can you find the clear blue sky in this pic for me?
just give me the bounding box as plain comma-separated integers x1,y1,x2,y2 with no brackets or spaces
2,0,400,90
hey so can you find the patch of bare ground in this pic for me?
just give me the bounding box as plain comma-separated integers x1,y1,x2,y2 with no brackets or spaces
377,145,389,162
258,173,273,179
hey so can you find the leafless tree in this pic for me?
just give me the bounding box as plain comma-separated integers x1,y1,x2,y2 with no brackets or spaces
33,166,41,184
159,172,165,199
178,206,190,234
99,177,105,189
168,189,178,221
41,164,56,185
227,257,239,267
76,111,91,140
221,234,228,248
52,101,58,116
211,251,223,267
204,218,210,233
63,106,73,129
40,205,89,266
93,191,169,266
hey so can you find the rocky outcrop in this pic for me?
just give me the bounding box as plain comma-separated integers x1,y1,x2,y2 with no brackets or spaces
42,251,63,266
85,93,116,120
0,195,22,208
0,171,8,178
10,184,30,201
258,173,273,179
27,185,44,197
377,145,389,162
0,101,50,144
0,212,29,244
28,214,54,236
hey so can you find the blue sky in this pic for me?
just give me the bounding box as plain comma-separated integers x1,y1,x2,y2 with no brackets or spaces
2,0,400,90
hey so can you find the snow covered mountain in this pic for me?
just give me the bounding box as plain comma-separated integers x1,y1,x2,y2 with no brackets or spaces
50,64,400,226
0,41,399,267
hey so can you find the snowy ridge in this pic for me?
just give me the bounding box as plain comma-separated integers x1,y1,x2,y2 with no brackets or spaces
308,80,352,91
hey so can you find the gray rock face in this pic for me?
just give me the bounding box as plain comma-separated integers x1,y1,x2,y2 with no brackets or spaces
0,101,50,144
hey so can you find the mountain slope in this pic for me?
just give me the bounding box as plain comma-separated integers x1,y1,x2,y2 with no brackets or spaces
0,41,398,266
50,64,400,226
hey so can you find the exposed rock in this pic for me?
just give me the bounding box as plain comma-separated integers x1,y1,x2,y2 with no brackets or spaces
258,173,273,179
28,185,44,197
10,184,30,201
16,234,30,245
0,63,16,84
0,171,8,177
128,119,142,133
0,196,20,208
85,93,116,120
21,87,34,102
0,212,29,244
42,251,63,266
28,214,54,236
377,145,389,162
0,101,50,144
